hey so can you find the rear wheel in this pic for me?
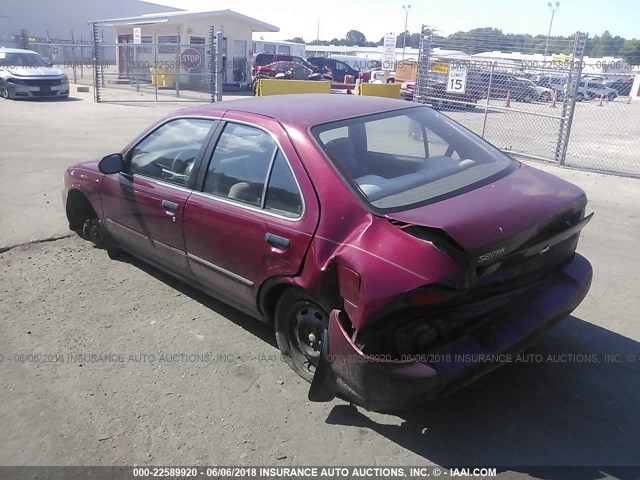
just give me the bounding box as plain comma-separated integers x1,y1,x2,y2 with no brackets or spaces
576,92,585,102
275,289,330,382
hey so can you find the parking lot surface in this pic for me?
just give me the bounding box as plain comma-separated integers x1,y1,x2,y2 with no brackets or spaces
0,92,638,478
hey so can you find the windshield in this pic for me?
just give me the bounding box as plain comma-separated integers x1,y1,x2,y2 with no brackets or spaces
312,107,516,211
0,52,49,68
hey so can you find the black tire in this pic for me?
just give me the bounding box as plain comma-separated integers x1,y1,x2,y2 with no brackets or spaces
82,218,122,257
540,92,551,102
0,81,10,99
576,92,584,102
608,93,616,101
275,288,330,383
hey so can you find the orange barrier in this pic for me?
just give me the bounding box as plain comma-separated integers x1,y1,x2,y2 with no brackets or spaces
550,91,557,108
505,90,511,108
598,92,605,106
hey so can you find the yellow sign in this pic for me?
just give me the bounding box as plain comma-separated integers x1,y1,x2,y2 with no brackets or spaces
432,62,449,74
551,53,570,63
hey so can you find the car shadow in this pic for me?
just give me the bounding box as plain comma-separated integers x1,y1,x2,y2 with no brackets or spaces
324,316,640,479
97,248,640,477
109,250,276,348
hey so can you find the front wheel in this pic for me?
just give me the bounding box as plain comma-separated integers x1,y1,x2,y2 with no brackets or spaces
275,289,330,382
0,81,10,99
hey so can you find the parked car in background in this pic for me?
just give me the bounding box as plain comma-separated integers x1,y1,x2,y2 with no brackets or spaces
575,80,618,102
537,75,567,94
0,47,69,100
604,78,633,97
251,53,325,86
330,55,381,72
307,56,359,83
252,61,332,94
359,69,396,83
400,80,414,101
63,94,593,410
516,77,555,102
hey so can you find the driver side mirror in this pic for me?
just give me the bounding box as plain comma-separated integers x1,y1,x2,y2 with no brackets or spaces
98,153,124,174
44,58,53,67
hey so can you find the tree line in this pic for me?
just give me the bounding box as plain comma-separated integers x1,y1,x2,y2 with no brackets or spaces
286,28,640,64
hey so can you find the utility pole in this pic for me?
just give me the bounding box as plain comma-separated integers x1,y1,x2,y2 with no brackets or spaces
402,4,411,60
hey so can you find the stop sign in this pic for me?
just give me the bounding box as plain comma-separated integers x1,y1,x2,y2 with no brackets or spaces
181,48,202,70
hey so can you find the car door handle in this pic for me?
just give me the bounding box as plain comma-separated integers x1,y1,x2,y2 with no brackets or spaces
161,199,179,212
265,232,290,250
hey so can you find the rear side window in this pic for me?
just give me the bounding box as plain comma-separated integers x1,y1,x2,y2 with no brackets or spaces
202,123,303,218
265,151,303,218
203,123,276,206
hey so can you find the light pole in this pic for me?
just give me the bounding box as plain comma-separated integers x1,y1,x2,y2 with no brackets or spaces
402,4,411,60
544,1,560,60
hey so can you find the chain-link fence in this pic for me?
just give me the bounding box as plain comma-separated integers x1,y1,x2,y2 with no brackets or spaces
89,23,221,103
414,25,640,177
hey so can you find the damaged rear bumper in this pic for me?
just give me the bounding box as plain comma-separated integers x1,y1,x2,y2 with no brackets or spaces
309,253,593,411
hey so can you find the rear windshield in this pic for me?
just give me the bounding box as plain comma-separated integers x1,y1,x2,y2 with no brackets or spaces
311,106,516,212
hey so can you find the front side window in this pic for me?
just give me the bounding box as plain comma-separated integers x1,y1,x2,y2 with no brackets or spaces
313,107,515,211
127,118,215,186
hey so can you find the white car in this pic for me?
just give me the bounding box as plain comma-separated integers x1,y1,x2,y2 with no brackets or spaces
576,80,618,102
0,48,69,100
517,78,555,102
369,70,396,83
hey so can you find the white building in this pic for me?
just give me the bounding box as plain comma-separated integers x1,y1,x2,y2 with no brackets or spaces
96,10,279,83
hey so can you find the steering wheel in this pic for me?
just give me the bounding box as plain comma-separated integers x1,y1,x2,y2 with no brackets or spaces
171,150,194,174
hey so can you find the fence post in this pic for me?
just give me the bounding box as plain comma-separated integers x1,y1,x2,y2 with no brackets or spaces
216,30,223,102
481,63,495,139
175,25,181,98
80,35,84,80
555,31,587,165
92,22,101,103
413,25,433,104
209,27,215,103
71,30,77,85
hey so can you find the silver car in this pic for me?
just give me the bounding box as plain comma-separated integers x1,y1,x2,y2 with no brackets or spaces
0,48,69,100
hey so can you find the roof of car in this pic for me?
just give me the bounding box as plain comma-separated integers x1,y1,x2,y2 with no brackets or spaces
178,94,418,128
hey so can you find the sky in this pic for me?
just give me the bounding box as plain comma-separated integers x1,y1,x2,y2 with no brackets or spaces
145,0,638,42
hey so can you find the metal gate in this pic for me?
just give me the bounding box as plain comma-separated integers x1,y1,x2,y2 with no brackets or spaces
91,23,221,103
414,25,587,166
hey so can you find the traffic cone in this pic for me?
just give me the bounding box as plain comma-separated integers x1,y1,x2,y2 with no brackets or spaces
550,91,557,108
505,90,511,108
598,92,604,106
627,96,632,104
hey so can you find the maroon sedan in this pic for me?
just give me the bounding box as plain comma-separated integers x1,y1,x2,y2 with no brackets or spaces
63,95,592,410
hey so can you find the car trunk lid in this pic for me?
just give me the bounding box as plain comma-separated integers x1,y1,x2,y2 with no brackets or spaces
385,164,592,288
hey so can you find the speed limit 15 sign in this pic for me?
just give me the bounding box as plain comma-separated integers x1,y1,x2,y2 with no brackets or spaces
446,65,467,94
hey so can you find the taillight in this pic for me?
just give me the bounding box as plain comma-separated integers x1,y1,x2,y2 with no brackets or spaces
406,287,459,306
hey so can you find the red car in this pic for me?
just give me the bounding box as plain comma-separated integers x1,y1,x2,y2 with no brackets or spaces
63,95,592,410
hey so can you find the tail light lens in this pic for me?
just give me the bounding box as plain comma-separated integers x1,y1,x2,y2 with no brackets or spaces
405,286,460,306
